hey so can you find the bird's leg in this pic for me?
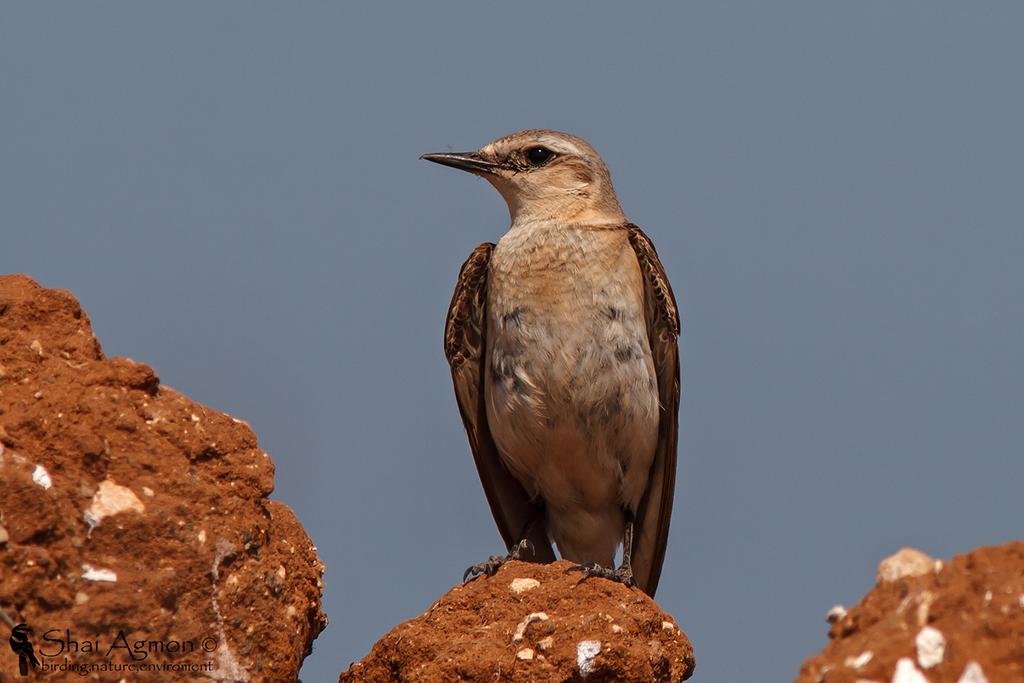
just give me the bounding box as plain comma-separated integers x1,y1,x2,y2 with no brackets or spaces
462,505,545,583
620,512,635,577
566,511,638,588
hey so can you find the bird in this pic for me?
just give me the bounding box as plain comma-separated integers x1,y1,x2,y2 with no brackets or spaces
422,130,679,597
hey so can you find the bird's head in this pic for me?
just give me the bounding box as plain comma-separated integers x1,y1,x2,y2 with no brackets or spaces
422,129,626,226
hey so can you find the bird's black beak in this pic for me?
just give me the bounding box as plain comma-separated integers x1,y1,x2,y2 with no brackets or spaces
420,151,503,175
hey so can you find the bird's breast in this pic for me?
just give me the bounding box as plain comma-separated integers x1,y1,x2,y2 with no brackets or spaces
483,225,659,504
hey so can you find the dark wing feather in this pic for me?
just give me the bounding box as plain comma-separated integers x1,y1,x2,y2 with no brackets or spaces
626,225,681,597
444,243,556,563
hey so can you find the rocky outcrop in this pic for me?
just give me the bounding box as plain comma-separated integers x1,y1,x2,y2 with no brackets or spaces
796,543,1024,683
0,275,326,681
339,559,694,683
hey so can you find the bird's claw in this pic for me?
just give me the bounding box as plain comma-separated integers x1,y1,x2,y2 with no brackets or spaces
463,555,505,583
566,562,638,588
462,540,532,584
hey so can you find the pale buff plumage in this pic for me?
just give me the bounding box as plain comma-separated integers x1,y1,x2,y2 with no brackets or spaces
486,223,659,564
425,130,680,595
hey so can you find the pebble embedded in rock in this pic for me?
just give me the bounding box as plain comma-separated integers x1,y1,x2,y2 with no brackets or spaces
81,564,118,582
826,604,847,624
510,577,540,594
516,648,534,661
956,661,989,683
512,612,549,642
892,657,929,683
85,479,145,528
845,651,873,669
915,626,945,669
537,636,553,651
915,590,936,626
877,547,938,584
32,464,52,489
576,640,601,677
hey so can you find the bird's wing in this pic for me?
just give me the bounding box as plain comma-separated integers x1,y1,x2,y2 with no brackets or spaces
444,243,557,563
626,225,681,597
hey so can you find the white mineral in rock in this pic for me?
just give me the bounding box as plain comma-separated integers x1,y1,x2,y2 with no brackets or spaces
81,564,118,582
84,479,145,528
576,640,601,677
916,591,936,626
892,657,929,683
845,651,873,669
877,548,938,584
537,636,553,651
510,577,540,594
32,464,52,489
516,648,534,661
512,612,549,642
915,626,945,669
826,604,848,624
956,661,989,683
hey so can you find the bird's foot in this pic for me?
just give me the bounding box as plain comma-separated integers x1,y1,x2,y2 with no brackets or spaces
462,539,532,583
566,562,638,588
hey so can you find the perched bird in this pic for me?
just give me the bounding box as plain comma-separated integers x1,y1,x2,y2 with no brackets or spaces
423,130,680,596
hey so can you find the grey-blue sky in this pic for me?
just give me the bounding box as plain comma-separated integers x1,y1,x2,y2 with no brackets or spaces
3,4,1022,681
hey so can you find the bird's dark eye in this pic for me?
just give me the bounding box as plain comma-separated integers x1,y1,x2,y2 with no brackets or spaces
525,146,555,166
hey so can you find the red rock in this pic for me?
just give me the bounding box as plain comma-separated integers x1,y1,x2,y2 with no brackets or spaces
795,542,1024,683
0,274,326,681
339,559,694,683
